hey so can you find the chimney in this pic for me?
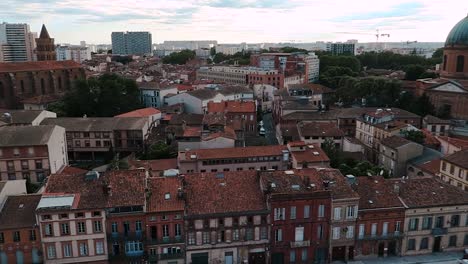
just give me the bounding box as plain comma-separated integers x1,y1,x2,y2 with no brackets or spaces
393,184,400,195
182,120,186,130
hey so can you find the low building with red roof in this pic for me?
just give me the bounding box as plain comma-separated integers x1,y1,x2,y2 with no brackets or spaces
297,121,345,150
184,170,269,263
436,136,468,155
287,141,330,169
115,107,162,129
207,100,257,136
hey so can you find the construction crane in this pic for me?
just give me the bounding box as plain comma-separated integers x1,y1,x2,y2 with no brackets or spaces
406,40,418,45
334,29,390,42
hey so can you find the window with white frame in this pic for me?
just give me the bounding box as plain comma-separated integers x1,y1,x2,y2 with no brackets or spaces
77,222,86,234
295,227,304,242
346,226,354,238
63,244,72,258
96,241,104,255
346,205,357,219
274,208,285,221
79,242,88,256
275,229,283,242
358,224,365,238
304,205,310,218
382,222,389,236
94,221,102,233
371,223,377,237
47,245,56,259
233,229,239,241
318,204,325,218
332,227,340,240
290,206,297,219
334,207,342,220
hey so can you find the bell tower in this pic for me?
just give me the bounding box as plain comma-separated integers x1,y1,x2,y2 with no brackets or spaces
35,24,56,61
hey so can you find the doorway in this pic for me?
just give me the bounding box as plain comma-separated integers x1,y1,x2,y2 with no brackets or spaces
378,243,385,257
433,237,442,252
332,246,346,261
191,252,209,264
271,253,284,264
249,252,266,264
388,241,397,256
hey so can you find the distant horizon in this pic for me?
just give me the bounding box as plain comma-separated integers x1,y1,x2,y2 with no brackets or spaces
3,0,468,44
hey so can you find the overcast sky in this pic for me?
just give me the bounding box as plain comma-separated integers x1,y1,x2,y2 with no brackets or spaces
3,0,468,44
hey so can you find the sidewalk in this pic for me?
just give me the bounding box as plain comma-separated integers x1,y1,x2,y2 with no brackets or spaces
338,252,462,264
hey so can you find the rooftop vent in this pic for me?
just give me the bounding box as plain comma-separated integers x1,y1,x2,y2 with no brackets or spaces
190,154,197,159
368,200,374,204
307,145,314,149
285,170,294,175
164,193,171,200
18,204,24,209
313,151,320,156
310,183,316,188
216,172,224,179
271,182,277,188
291,184,300,190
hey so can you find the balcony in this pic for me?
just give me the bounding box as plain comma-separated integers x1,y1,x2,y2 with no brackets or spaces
431,228,448,236
290,240,310,248
147,236,184,245
108,231,144,241
357,232,404,240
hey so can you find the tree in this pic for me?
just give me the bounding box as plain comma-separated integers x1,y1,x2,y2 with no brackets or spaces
402,130,425,144
142,141,177,160
278,46,308,53
357,51,435,70
51,73,143,117
108,153,129,170
321,138,341,168
162,49,196,65
404,64,426,80
319,55,361,73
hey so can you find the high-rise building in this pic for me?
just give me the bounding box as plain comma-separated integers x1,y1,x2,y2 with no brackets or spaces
326,43,355,55
111,31,152,55
56,45,91,63
0,22,36,62
35,24,56,61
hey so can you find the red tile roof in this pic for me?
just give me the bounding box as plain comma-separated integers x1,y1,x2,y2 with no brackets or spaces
298,121,344,137
353,176,404,210
0,194,42,229
416,159,441,175
207,101,256,113
442,149,468,169
421,129,441,147
185,171,267,215
147,177,184,213
105,170,146,207
260,169,330,194
183,126,202,137
290,143,330,164
313,168,360,200
0,60,82,72
181,145,287,160
203,126,237,141
60,166,88,176
437,136,468,150
115,107,161,117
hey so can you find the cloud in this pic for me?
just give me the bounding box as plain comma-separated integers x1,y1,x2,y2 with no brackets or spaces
2,0,468,44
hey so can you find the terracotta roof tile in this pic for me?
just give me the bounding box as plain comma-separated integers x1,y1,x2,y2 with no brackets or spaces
424,115,451,124
314,168,360,200
0,194,41,229
104,170,146,207
298,121,344,137
60,166,88,176
185,171,266,215
115,107,161,117
380,135,412,149
416,159,441,175
437,136,468,150
260,169,330,194
290,143,330,164
0,60,82,72
207,101,256,113
353,176,404,210
181,145,287,160
147,177,184,213
442,149,468,169
128,159,177,172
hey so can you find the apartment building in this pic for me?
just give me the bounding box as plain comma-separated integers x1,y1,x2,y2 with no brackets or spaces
197,66,283,87
146,177,185,264
393,177,468,256
439,149,468,191
378,136,424,177
260,169,331,264
207,101,257,136
115,107,162,130
352,176,405,258
0,194,42,264
0,22,36,62
287,141,330,169
318,169,360,262
41,117,149,161
0,125,67,183
177,145,289,173
423,115,451,136
38,172,108,264
297,121,345,150
184,171,270,264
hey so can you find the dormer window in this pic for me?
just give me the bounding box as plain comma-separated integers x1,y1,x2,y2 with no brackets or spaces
164,193,171,200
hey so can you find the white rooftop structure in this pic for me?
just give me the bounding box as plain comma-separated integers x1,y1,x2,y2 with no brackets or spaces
37,195,75,210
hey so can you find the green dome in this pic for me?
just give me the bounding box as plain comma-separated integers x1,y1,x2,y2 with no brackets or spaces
445,14,468,46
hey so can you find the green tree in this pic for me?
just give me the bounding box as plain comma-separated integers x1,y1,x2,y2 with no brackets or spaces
108,154,129,170
357,51,434,70
54,73,143,117
143,141,177,160
319,55,361,73
402,130,425,144
321,138,341,168
162,49,196,64
278,46,308,53
404,64,426,80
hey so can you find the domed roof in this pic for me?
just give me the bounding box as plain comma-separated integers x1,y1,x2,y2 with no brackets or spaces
445,14,468,46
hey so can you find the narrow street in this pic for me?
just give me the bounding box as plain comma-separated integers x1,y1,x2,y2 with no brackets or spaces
262,113,278,145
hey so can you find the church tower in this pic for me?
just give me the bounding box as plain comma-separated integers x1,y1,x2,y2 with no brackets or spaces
35,24,56,61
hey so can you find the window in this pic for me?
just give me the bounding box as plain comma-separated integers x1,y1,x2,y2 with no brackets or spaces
261,226,268,240
302,249,308,261
358,224,365,239
304,205,310,218
274,208,285,221
456,55,465,72
47,244,56,259
59,213,69,219
290,206,297,219
420,237,429,250
449,235,457,247
246,228,254,240
409,218,419,231
407,239,416,250
318,204,325,217
275,229,282,242
79,241,88,256
317,224,323,240
332,227,340,240
75,212,84,218
295,227,304,241
450,164,455,174
346,226,354,239
96,141,101,147
435,216,444,228
96,241,104,255
422,217,433,230
0,232,3,243
29,230,36,241
464,234,468,245
175,224,182,236
94,221,102,233
63,244,72,257
13,231,20,242
233,229,239,241
202,231,210,244
111,222,118,233
135,221,142,232
163,225,169,238
77,222,86,234
334,207,342,220
61,223,70,235
346,206,357,219
44,224,53,236
442,162,447,171
35,160,43,169
371,223,377,237
124,221,130,235
290,250,296,262
451,215,460,227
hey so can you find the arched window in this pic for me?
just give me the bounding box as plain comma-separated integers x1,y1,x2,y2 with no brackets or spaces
443,55,447,71
456,55,465,72
40,78,45,94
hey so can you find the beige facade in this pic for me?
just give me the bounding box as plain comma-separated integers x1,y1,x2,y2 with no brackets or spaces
379,140,424,178
440,159,468,191
330,199,360,261
401,205,468,256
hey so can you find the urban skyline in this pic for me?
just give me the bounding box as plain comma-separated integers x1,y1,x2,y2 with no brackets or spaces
2,0,468,44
